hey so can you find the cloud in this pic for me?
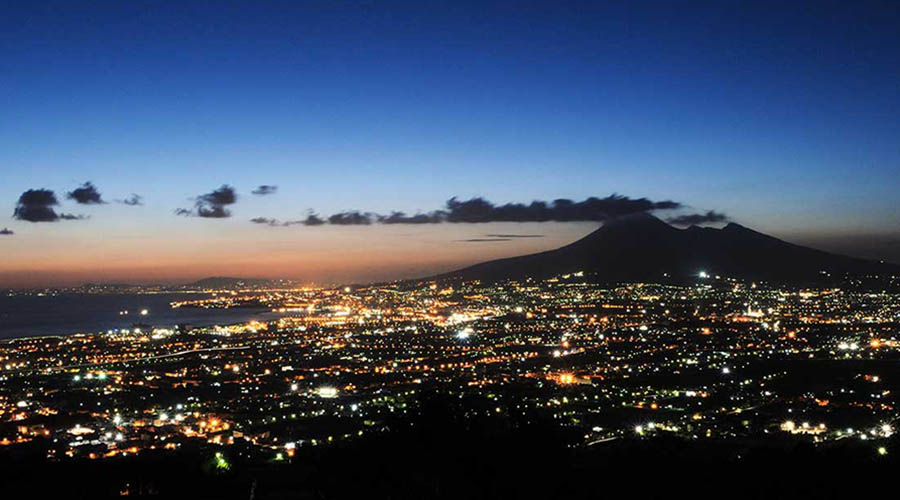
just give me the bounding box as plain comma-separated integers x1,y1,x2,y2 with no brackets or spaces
196,205,230,218
378,211,446,224
328,211,373,225
243,194,687,228
12,189,67,222
249,211,330,227
178,185,238,218
486,234,544,238
117,194,143,206
251,185,278,196
250,217,278,226
444,195,681,223
67,182,105,204
459,238,512,242
667,210,729,226
0,228,13,235
59,213,87,220
300,213,326,226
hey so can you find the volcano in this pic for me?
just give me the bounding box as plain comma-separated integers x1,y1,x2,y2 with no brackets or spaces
438,213,899,284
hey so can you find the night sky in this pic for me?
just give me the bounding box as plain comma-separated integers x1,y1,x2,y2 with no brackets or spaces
2,1,899,286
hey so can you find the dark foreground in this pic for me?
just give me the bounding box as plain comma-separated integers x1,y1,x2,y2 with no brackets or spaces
3,398,895,499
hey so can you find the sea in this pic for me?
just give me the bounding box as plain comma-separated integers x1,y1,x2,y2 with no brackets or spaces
0,292,282,340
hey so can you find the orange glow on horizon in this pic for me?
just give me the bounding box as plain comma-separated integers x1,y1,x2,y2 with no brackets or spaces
0,222,594,287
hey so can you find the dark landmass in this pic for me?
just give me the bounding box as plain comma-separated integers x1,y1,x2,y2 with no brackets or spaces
3,393,896,499
439,213,900,285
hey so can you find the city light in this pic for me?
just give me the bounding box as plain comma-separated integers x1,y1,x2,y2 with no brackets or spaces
317,386,339,398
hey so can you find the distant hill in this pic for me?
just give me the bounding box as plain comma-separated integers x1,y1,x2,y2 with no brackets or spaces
80,283,136,289
184,277,290,289
437,213,900,284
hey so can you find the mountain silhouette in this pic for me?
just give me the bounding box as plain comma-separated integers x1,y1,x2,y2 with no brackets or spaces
438,213,899,283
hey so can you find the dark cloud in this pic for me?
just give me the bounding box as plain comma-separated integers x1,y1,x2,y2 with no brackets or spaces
250,217,278,226
444,195,681,223
459,238,512,242
240,194,685,228
486,234,544,238
67,182,105,204
378,211,446,224
249,212,329,227
59,213,87,220
287,194,681,227
328,211,373,225
198,185,237,206
667,210,729,226
251,185,278,196
117,194,143,206
301,213,326,226
196,205,230,218
0,228,13,235
13,189,63,222
182,185,238,218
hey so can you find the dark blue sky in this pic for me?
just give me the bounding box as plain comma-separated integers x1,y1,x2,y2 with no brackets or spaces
1,1,899,285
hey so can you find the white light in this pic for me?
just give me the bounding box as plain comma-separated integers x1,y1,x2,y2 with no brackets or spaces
159,413,169,421
113,414,122,425
290,383,299,391
317,386,338,398
140,309,149,316
698,271,709,279
722,367,730,374
456,328,472,340
635,425,644,434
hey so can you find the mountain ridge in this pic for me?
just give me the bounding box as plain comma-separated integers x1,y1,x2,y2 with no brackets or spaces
435,214,900,284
